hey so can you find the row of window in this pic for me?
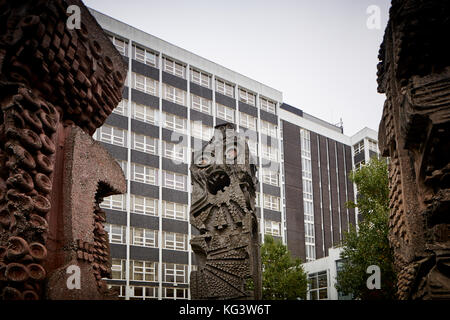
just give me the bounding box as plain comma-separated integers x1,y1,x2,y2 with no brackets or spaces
109,284,188,300
301,129,316,262
111,260,191,284
96,122,279,160
109,36,278,115
105,224,189,251
101,196,188,220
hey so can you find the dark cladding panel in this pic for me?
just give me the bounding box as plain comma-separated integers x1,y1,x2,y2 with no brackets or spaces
282,121,305,260
162,71,187,91
190,82,213,100
215,92,236,109
131,59,159,81
238,101,258,117
310,132,324,259
105,113,128,130
344,145,357,227
336,142,349,235
319,135,332,256
328,139,341,245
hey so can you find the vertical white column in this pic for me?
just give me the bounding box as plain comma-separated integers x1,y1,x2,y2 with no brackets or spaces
157,53,163,300
186,64,192,300
276,102,286,245
125,40,132,301
212,75,216,128
255,93,265,244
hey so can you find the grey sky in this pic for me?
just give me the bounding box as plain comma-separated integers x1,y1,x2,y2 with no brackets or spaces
84,0,390,136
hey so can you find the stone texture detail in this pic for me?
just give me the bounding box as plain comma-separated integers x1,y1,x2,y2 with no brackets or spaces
377,0,450,300
189,123,262,299
0,0,127,300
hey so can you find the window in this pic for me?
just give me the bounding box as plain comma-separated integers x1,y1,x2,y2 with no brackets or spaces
238,88,255,106
301,129,311,158
162,112,187,134
216,103,235,122
162,201,187,221
162,171,187,191
239,112,257,130
133,45,158,67
130,194,158,216
308,271,328,300
260,120,277,138
247,139,258,157
100,194,126,211
130,163,158,185
191,69,211,88
109,36,127,56
260,97,276,114
163,57,186,78
111,259,126,280
129,260,158,282
131,102,158,125
262,168,279,186
96,125,127,147
130,227,158,248
263,194,280,211
302,158,312,179
162,141,186,162
265,220,281,236
261,144,278,161
131,133,158,155
163,83,186,106
133,73,158,96
191,121,212,141
104,224,126,244
191,94,211,114
162,263,188,284
163,287,188,300
215,79,234,98
128,286,158,300
163,232,188,251
368,139,378,153
114,99,128,116
353,140,364,155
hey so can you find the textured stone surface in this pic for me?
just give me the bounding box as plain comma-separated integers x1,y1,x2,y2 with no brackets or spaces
190,123,262,299
377,0,450,300
0,0,127,300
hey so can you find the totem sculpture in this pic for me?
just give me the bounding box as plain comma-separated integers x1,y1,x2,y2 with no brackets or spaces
189,123,262,299
0,0,127,299
377,0,450,299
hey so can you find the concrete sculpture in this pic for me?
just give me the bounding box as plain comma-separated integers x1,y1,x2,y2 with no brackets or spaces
377,0,450,299
0,0,127,299
189,123,262,299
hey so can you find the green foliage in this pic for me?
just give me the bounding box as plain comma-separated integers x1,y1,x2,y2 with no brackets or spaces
335,157,397,300
261,235,308,300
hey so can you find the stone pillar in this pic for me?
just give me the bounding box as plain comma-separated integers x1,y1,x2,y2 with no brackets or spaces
377,0,450,300
0,0,127,300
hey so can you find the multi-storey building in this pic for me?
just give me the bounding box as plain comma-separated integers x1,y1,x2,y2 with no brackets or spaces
302,128,380,300
89,8,377,300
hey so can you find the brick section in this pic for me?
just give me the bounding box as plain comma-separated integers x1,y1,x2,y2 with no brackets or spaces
336,142,349,235
344,145,356,227
282,121,305,260
327,139,341,245
310,132,324,259
318,135,332,256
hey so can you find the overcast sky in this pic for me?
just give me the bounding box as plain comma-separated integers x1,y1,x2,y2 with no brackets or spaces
84,0,390,137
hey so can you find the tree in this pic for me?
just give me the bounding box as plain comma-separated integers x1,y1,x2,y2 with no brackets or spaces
335,157,397,299
261,235,308,300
